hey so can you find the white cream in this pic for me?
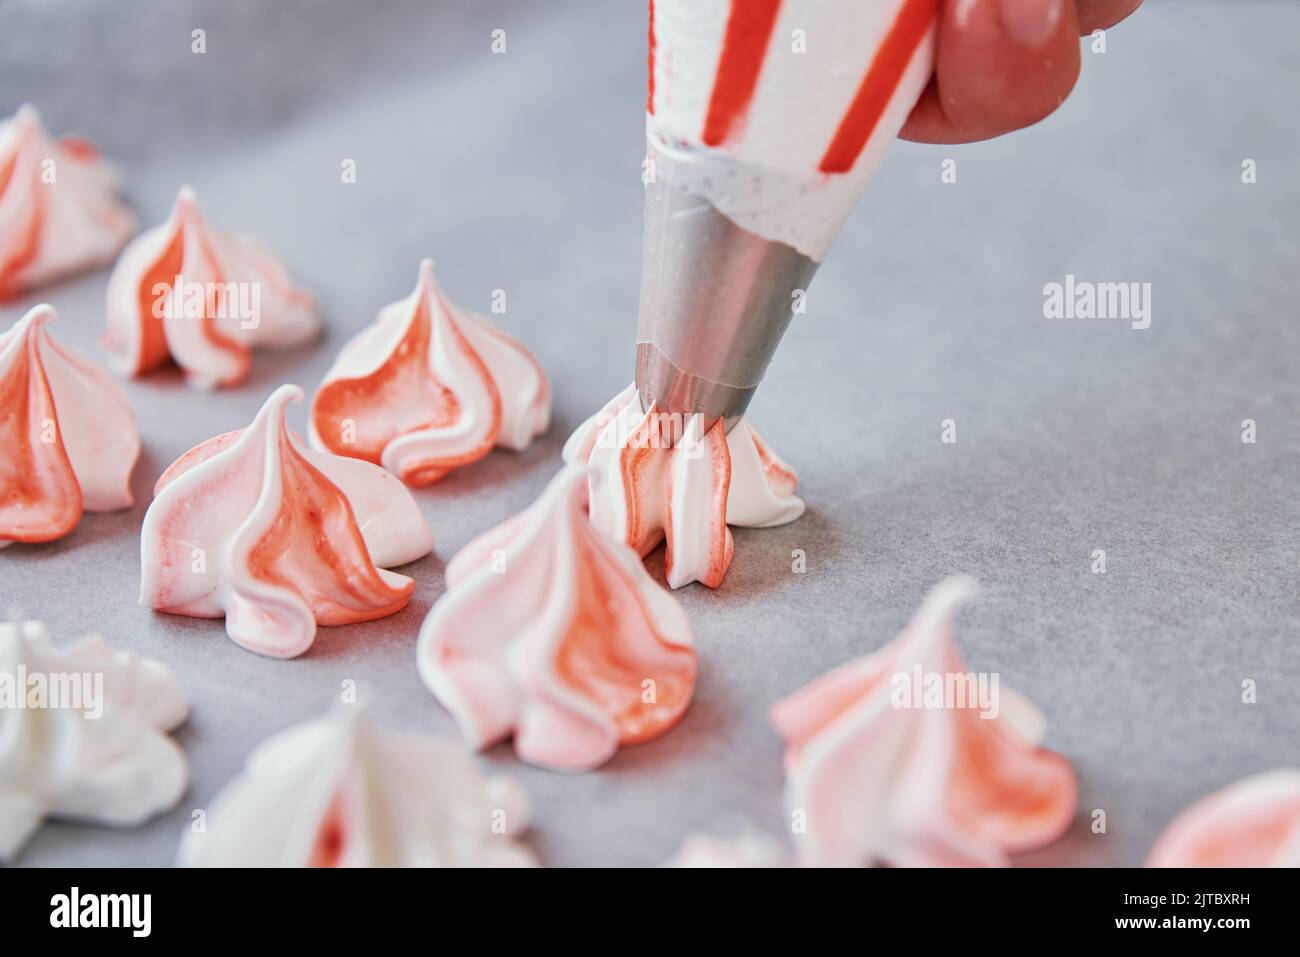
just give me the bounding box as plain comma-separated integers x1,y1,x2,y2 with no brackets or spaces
178,705,536,867
0,620,188,861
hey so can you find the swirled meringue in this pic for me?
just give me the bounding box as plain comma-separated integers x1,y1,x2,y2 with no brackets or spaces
0,618,188,861
140,384,433,659
418,466,697,772
667,831,788,868
562,384,803,589
1147,770,1300,867
309,259,549,485
178,704,536,867
0,105,136,300
0,305,140,548
770,577,1077,867
104,186,317,389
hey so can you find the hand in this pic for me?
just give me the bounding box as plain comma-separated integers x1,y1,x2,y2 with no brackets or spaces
899,0,1143,144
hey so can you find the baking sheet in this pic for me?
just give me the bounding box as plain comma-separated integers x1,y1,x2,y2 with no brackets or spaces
3,0,1298,867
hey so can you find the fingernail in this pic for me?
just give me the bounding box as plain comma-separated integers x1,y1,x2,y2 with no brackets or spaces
999,0,1063,47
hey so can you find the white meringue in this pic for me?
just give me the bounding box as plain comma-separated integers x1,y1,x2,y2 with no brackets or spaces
0,304,140,548
0,105,136,299
418,466,697,772
178,704,536,867
562,384,803,589
104,186,317,389
310,258,549,485
140,384,433,659
0,619,188,861
770,577,1077,867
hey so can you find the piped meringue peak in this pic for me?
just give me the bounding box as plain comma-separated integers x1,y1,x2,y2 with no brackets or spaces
418,465,697,772
140,384,433,659
103,186,318,390
0,105,136,300
770,577,1077,867
666,830,788,868
0,618,188,861
1147,770,1300,867
0,305,140,548
178,703,536,867
309,258,550,485
562,384,803,589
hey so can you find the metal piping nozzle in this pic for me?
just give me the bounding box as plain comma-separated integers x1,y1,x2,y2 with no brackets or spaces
634,140,819,431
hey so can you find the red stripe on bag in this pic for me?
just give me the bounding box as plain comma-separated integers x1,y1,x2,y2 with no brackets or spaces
819,0,936,174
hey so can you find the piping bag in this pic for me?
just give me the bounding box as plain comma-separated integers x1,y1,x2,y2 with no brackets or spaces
636,0,939,428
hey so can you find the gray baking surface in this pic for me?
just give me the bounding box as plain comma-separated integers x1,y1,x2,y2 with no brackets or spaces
3,0,1297,867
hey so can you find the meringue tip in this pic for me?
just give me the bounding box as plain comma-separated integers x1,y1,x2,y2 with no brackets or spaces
264,383,306,409
916,576,980,628
14,103,39,127
174,185,199,214
932,574,979,599
15,303,57,331
416,258,437,294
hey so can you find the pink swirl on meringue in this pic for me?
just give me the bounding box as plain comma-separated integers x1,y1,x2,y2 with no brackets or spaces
418,466,697,772
1147,770,1300,867
562,384,803,589
104,187,317,389
141,384,433,658
309,259,550,485
0,305,140,547
0,105,136,300
770,577,1077,867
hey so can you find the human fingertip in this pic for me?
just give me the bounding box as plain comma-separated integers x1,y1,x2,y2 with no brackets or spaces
1076,0,1144,34
999,0,1065,48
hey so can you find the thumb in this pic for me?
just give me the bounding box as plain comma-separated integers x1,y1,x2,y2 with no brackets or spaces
900,0,1082,144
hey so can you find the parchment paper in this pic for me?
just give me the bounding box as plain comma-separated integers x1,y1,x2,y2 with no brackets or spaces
2,0,1297,867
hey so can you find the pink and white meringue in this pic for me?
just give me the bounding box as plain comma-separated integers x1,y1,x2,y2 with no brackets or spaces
418,466,697,772
309,258,549,485
667,831,788,868
770,577,1077,867
0,105,136,300
0,305,140,548
562,384,803,589
0,618,188,861
1147,770,1300,867
178,705,536,867
140,384,433,659
104,186,317,389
